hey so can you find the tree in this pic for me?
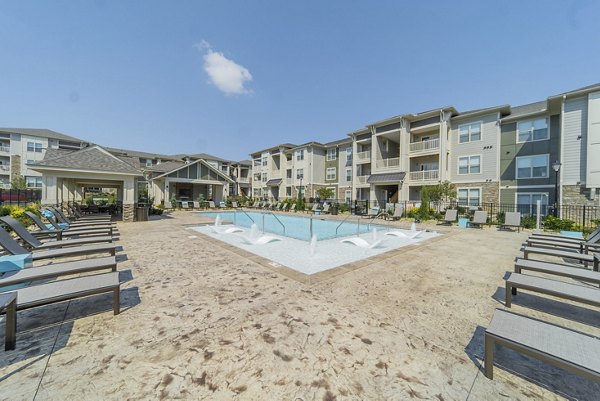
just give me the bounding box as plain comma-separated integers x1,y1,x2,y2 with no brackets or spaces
10,175,27,190
316,187,334,200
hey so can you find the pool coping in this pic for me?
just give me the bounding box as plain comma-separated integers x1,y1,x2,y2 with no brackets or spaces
192,223,455,285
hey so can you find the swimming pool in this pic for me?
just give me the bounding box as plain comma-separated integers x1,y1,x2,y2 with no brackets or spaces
199,211,387,241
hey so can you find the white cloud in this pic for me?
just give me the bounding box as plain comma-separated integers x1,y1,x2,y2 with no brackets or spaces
195,41,252,95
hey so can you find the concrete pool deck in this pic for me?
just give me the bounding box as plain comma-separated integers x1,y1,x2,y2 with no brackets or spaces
1,211,599,400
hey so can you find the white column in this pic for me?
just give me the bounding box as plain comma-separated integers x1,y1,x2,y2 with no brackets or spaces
42,174,58,205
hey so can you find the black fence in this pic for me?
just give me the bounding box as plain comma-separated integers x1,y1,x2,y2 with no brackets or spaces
0,189,42,207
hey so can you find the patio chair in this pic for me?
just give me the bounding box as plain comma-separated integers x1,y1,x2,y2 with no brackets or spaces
321,204,330,214
499,212,521,232
181,201,189,210
520,245,599,270
208,201,216,209
385,206,404,221
484,308,600,381
309,204,319,214
468,211,488,228
437,209,457,225
38,211,114,235
232,201,238,208
0,216,114,251
530,225,600,243
49,207,113,228
289,204,296,212
513,257,600,289
524,236,600,254
0,272,122,317
0,227,117,262
0,256,117,287
362,207,382,219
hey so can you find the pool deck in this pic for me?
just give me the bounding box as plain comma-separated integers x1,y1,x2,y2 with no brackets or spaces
1,210,599,400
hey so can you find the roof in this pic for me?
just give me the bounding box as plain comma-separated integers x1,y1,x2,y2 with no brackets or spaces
324,137,352,147
188,153,230,163
501,101,548,122
367,172,406,183
265,178,283,186
236,160,252,166
0,128,86,143
250,143,297,156
145,160,185,173
152,158,234,183
452,104,511,121
105,146,177,161
548,82,600,99
31,145,142,175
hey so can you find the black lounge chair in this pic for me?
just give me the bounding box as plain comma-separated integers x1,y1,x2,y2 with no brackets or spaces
25,211,113,238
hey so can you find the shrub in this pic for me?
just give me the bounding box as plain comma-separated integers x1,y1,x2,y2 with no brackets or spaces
542,215,575,232
521,215,536,229
496,211,505,224
338,203,349,213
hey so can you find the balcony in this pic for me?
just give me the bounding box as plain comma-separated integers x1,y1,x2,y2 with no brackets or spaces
236,177,249,183
0,145,10,153
409,170,439,181
0,165,9,172
409,138,439,154
355,151,371,163
375,157,399,170
356,176,369,185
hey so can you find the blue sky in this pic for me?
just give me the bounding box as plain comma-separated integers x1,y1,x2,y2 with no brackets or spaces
0,1,599,161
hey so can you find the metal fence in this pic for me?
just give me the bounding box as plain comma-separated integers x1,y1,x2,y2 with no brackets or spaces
0,189,42,207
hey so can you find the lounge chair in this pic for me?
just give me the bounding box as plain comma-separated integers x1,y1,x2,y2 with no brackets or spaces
37,212,114,235
28,212,114,239
530,226,600,243
321,204,330,214
499,212,521,232
0,228,116,262
49,207,114,228
362,207,382,219
505,272,600,308
468,211,488,228
0,217,114,250
0,272,121,317
0,256,117,287
385,206,404,221
182,201,190,210
309,204,319,214
54,206,110,223
513,257,600,289
437,209,457,225
208,201,216,209
484,308,600,381
289,204,296,212
520,246,599,270
232,201,239,208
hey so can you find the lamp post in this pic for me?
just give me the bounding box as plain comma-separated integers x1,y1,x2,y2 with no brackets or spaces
552,160,562,217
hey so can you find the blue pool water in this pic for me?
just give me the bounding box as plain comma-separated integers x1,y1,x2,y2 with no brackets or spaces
199,211,386,241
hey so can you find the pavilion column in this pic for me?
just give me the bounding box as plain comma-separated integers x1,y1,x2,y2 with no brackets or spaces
163,179,171,208
122,178,135,222
42,175,58,206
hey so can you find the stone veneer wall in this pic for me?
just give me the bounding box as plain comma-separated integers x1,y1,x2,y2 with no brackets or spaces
454,181,499,204
123,203,134,222
562,185,599,206
10,155,20,181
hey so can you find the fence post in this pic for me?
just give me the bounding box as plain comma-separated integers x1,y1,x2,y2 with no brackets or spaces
535,200,541,230
583,206,587,229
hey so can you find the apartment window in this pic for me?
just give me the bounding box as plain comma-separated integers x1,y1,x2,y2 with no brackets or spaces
326,148,337,161
346,147,352,162
458,155,481,174
345,168,352,182
345,190,352,203
296,168,304,179
25,176,42,188
261,173,267,182
286,187,292,197
517,118,548,143
145,159,153,167
457,188,481,206
27,141,43,153
459,122,481,143
516,193,548,215
516,155,548,179
261,157,267,166
253,189,260,197
296,150,304,161
286,169,292,179
326,167,336,181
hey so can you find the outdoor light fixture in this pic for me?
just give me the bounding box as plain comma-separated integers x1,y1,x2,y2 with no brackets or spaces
552,160,561,217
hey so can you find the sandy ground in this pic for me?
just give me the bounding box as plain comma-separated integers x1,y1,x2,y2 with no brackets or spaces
0,211,599,400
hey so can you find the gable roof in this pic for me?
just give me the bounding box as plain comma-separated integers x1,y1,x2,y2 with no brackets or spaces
0,128,86,143
501,100,548,122
30,145,142,175
153,158,234,183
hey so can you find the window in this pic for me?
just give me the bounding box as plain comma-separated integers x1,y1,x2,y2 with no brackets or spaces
346,147,352,162
458,155,481,174
516,193,548,215
286,169,292,179
345,190,352,203
457,188,480,206
459,122,481,143
27,141,43,153
261,157,267,166
326,167,336,181
296,168,304,179
25,176,42,188
345,168,352,182
296,150,304,161
253,188,260,197
326,148,337,161
516,155,548,179
261,173,267,182
517,118,548,143
286,187,292,197
146,159,153,167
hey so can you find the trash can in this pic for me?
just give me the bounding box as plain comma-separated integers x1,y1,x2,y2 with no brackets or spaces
331,205,338,215
136,206,149,222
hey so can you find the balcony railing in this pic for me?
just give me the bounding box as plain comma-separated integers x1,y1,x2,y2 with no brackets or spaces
356,176,369,184
375,157,400,169
409,138,439,153
355,151,371,162
409,169,439,181
0,145,10,153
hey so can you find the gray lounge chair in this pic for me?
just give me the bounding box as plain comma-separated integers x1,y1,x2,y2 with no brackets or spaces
437,209,457,225
232,201,238,208
0,217,114,251
26,211,113,239
500,212,521,232
181,201,189,210
514,258,600,288
520,246,599,270
469,211,488,228
321,204,330,214
0,272,121,317
0,256,117,287
484,308,600,381
48,208,114,229
52,206,111,223
385,206,404,221
40,211,114,234
531,225,600,243
289,204,296,212
208,201,216,209
0,228,116,262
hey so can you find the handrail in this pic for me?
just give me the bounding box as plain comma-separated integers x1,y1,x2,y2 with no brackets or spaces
262,212,286,235
335,214,355,235
367,211,384,229
237,208,255,224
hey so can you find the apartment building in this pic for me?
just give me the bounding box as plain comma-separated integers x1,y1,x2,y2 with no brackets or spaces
250,144,296,200
0,128,87,189
323,138,353,202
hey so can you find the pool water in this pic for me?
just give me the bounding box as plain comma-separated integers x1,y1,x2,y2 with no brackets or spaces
199,211,387,241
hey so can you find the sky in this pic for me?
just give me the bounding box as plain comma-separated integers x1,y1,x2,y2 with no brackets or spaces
0,1,599,161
